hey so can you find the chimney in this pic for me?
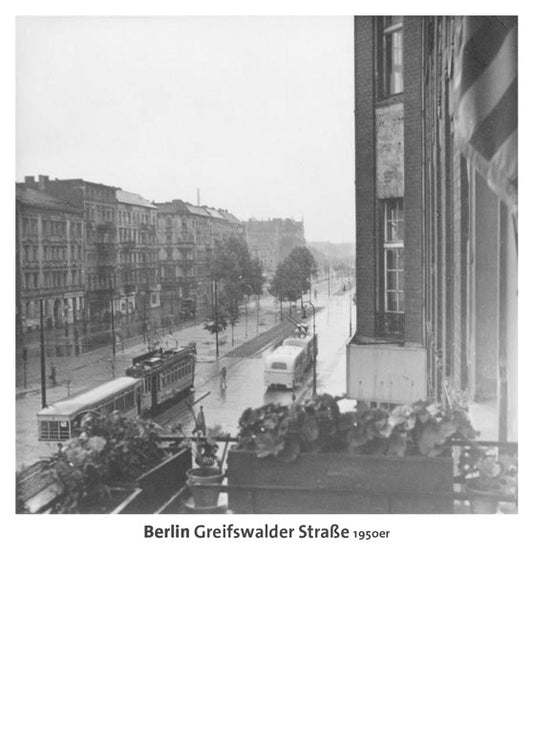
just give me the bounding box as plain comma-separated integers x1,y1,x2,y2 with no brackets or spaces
38,175,49,191
24,176,36,185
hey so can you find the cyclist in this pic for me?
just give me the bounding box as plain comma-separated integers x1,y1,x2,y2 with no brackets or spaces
220,366,227,390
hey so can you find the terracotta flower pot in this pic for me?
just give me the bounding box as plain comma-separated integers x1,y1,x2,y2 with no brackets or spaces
466,484,500,514
186,466,224,509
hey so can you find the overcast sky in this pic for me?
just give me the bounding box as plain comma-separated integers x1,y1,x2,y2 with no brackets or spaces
16,16,355,243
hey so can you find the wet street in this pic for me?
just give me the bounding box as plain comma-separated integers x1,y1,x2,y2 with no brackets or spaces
16,280,354,469
194,289,352,431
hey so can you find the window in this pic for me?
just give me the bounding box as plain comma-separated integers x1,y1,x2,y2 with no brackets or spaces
380,17,403,97
384,197,404,244
383,198,404,314
385,248,404,313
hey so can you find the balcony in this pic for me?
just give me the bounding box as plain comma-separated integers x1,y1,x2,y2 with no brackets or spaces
346,336,427,404
376,312,405,340
177,257,194,268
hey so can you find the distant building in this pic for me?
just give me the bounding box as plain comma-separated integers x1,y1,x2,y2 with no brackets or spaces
244,218,305,275
16,177,84,334
155,200,245,319
349,16,517,440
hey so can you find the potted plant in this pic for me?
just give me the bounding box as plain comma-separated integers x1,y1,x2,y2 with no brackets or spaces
183,426,227,510
227,394,477,514
18,411,195,514
458,444,518,514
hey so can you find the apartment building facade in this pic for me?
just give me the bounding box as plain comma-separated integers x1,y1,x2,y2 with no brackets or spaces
155,201,245,318
115,190,160,323
16,178,85,335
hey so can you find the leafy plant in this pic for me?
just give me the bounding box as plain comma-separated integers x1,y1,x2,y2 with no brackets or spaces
173,423,228,472
49,411,167,513
458,443,517,497
236,395,478,463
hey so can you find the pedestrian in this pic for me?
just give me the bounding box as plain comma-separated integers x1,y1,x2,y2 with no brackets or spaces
193,405,206,436
49,363,57,386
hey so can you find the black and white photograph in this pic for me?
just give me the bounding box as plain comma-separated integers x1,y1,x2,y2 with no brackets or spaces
5,7,529,752
15,14,517,515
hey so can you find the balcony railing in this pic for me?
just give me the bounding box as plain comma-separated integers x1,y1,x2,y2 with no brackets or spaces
375,312,405,340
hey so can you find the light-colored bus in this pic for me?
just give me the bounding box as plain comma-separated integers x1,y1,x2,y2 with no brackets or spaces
282,332,317,373
37,376,145,442
264,345,307,390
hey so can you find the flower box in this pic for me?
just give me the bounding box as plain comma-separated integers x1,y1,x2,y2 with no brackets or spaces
227,450,453,514
115,446,192,513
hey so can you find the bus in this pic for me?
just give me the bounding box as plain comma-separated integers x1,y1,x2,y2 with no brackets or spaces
37,376,144,442
264,345,308,390
282,332,317,373
125,345,195,413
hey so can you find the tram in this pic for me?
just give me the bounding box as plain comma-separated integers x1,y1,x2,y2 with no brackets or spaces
264,345,308,390
37,376,144,442
125,345,195,413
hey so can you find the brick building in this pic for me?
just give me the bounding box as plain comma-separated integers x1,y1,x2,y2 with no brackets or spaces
348,16,517,441
16,177,85,334
244,218,305,275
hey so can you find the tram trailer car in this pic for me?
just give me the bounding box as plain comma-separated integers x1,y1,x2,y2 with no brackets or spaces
37,376,144,442
125,346,195,413
264,345,307,390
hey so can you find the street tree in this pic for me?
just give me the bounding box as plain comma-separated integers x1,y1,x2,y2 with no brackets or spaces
289,246,318,299
205,237,264,351
210,237,265,302
269,246,318,313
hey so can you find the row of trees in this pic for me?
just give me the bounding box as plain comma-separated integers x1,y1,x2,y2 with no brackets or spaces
202,241,318,350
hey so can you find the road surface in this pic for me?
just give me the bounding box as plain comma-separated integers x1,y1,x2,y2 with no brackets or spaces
16,278,354,469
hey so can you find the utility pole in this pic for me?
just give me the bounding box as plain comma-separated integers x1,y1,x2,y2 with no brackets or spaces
347,280,353,337
302,302,317,397
109,279,116,357
214,278,219,358
39,298,47,408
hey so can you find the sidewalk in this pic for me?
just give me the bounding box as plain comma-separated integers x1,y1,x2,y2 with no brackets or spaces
16,280,342,400
16,292,281,399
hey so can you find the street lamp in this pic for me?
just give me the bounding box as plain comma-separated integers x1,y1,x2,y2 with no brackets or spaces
239,279,253,340
301,301,317,397
211,277,220,358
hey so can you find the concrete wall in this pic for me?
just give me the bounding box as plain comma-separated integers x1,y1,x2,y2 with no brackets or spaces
376,102,404,198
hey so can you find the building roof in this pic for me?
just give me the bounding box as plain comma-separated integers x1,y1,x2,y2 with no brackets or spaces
204,207,226,220
185,204,211,217
16,185,82,214
116,190,156,209
37,377,142,417
218,209,242,224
